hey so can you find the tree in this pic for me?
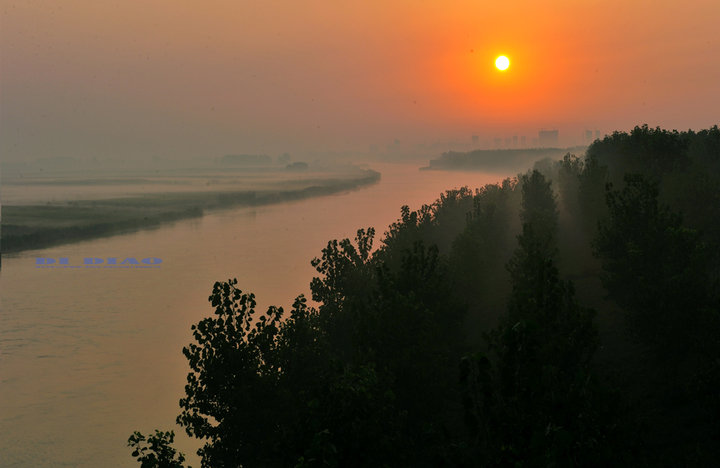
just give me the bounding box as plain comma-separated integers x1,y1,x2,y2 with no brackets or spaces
577,153,609,235
178,229,466,465
128,430,188,468
556,153,583,219
593,173,720,465
594,174,710,354
309,228,377,360
519,170,558,257
450,178,519,335
381,187,476,267
459,172,615,465
176,279,289,466
311,229,468,464
586,125,690,181
461,224,609,466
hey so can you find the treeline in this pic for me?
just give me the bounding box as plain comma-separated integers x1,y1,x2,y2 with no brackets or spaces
425,147,582,172
131,125,720,466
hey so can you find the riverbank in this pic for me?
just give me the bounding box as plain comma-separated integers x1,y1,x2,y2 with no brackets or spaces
420,146,586,172
2,169,380,253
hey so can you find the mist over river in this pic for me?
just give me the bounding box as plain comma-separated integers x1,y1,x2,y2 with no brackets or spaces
0,163,505,467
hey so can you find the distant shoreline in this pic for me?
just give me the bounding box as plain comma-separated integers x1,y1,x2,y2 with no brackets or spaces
2,169,381,254
420,147,587,172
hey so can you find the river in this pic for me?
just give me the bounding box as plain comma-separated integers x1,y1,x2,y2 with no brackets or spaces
0,162,506,467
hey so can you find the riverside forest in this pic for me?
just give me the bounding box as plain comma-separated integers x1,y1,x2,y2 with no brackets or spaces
129,125,720,467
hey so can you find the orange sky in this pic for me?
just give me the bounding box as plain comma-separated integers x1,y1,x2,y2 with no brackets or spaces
2,0,719,160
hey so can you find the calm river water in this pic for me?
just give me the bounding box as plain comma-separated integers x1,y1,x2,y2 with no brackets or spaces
0,163,505,467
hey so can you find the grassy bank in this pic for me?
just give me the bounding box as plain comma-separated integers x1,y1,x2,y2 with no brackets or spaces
2,170,380,253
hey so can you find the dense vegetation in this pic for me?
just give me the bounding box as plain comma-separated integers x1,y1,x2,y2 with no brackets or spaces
131,125,720,466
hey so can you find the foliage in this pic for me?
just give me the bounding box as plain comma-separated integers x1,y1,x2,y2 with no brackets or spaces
154,222,469,466
381,187,476,265
587,125,691,180
519,170,558,257
556,153,583,218
128,430,188,468
309,228,376,356
460,178,613,466
176,279,288,466
311,229,468,463
450,178,520,336
593,174,711,353
590,144,720,463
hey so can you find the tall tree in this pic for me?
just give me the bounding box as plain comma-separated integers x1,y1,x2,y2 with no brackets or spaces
594,174,711,354
460,173,615,465
462,223,608,466
519,170,558,257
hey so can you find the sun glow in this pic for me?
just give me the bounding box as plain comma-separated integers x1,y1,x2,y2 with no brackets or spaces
495,55,510,71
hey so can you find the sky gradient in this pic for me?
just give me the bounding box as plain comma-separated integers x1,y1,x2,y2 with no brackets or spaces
2,0,719,161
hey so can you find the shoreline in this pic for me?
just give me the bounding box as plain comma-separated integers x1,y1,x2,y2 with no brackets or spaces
2,170,380,254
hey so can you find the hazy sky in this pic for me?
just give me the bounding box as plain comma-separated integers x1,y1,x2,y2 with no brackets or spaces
2,0,719,161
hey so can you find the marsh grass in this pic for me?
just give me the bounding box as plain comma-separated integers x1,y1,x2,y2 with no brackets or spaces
3,170,380,253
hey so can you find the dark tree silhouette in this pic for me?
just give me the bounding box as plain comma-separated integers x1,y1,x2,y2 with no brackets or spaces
519,170,558,257
594,174,711,354
461,182,611,466
128,430,187,468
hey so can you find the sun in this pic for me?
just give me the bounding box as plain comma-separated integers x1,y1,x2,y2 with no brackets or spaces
495,55,510,71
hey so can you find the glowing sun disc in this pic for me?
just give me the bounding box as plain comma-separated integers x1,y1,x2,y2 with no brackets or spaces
495,55,510,71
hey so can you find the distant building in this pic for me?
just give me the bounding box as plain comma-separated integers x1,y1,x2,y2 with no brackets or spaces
512,135,518,147
286,161,309,171
585,130,593,143
595,130,601,139
472,135,479,145
538,129,559,147
521,136,527,147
